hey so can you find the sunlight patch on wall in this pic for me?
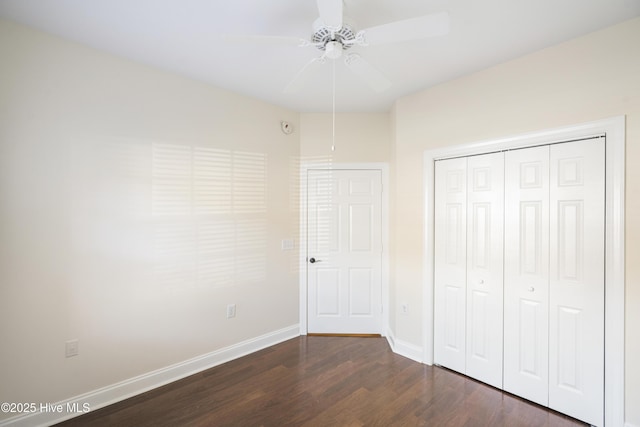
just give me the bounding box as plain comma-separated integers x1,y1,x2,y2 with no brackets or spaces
151,142,268,290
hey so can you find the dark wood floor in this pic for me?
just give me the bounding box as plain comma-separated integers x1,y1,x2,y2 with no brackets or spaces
56,336,586,426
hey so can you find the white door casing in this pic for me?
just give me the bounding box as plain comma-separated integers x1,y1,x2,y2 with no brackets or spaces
306,169,383,334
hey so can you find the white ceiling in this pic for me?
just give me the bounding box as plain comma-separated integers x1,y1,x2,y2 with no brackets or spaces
1,0,639,112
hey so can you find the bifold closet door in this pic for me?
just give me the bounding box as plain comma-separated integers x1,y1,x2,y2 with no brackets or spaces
434,152,504,389
549,139,605,426
504,145,550,406
503,139,604,426
434,157,467,373
465,153,504,389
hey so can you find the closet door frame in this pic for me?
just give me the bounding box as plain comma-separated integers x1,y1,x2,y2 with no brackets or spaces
423,116,625,426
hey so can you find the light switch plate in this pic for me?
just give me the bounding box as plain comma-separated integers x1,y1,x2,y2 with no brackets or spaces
281,239,294,251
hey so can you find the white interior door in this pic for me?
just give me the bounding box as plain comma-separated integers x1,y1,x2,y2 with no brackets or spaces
504,145,550,406
434,157,467,372
465,152,504,389
307,169,382,334
549,139,605,426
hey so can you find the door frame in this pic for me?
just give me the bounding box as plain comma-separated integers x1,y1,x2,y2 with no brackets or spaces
299,162,389,336
422,116,625,426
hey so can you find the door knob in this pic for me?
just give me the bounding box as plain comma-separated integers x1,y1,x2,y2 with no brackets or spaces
528,287,535,292
479,279,484,285
309,257,321,263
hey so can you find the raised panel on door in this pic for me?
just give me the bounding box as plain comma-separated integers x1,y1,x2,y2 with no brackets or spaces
465,152,504,389
349,268,373,316
307,169,382,334
316,268,340,315
549,139,605,427
504,146,550,406
434,157,467,373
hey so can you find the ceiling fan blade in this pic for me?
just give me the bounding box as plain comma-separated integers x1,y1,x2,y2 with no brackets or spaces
317,0,343,30
358,11,449,46
284,56,326,93
223,34,310,47
344,53,391,93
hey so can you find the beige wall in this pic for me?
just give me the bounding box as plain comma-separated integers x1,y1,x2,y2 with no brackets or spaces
0,19,300,420
392,16,640,424
300,113,391,163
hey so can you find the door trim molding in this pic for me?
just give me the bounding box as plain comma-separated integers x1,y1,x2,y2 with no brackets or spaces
299,162,390,336
422,116,625,426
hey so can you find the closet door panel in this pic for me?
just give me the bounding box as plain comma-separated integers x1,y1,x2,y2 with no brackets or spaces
549,139,605,427
465,152,504,389
434,158,467,373
504,146,550,406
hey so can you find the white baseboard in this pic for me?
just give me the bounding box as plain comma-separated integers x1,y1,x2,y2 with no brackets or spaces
385,330,395,349
385,329,423,363
0,324,300,427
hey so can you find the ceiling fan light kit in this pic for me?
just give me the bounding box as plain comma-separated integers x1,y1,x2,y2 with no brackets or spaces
324,40,343,59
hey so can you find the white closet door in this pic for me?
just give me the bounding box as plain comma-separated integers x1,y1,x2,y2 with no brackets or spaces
465,152,504,389
434,157,467,373
549,139,605,426
503,146,550,406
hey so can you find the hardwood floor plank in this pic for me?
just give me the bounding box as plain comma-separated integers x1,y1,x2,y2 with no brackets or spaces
54,337,586,427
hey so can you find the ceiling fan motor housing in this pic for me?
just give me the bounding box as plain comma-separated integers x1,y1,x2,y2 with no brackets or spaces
311,17,356,52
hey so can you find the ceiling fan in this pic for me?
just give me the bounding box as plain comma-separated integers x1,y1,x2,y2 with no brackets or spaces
226,0,450,93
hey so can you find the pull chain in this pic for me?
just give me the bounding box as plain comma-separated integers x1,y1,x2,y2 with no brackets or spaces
331,58,336,152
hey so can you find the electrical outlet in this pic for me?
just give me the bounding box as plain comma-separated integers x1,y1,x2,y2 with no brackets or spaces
226,304,236,319
65,339,79,358
401,303,409,315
